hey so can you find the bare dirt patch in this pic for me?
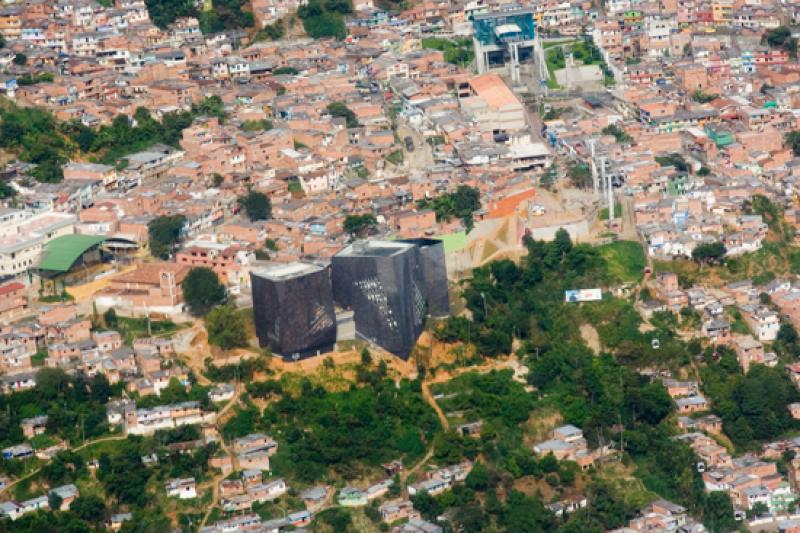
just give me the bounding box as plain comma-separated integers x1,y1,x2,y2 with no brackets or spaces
580,323,601,354
512,475,557,500
523,407,563,447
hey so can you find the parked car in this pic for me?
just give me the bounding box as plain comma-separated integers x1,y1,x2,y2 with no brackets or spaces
404,136,414,152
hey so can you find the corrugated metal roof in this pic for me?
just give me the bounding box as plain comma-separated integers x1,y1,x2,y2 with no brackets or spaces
38,234,106,272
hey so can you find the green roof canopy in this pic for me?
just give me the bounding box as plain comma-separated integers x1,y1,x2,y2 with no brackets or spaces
38,234,106,272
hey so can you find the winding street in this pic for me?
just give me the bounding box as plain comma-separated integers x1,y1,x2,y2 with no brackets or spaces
0,433,129,495
198,382,243,530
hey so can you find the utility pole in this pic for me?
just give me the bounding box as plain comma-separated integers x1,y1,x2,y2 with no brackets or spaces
606,160,615,224
599,156,613,223
589,138,599,195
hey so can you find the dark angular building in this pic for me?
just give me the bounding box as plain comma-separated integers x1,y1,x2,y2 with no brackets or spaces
331,241,426,359
250,262,336,360
399,238,449,317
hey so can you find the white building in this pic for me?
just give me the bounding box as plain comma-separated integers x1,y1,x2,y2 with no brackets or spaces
0,209,76,275
107,399,215,435
165,478,197,499
742,306,780,342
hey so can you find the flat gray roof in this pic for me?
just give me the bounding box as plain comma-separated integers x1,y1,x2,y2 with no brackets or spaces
251,262,323,281
336,240,414,258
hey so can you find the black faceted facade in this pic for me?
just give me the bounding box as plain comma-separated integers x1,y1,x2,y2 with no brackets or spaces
250,263,337,360
331,241,426,359
399,238,449,317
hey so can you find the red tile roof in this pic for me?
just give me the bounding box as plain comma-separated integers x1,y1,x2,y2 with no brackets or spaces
0,282,25,296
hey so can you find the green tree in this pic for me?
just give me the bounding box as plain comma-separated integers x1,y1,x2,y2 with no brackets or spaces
61,120,96,152
691,241,726,265
98,438,151,506
197,0,255,33
206,304,248,349
421,37,474,67
656,153,689,172
119,509,172,533
315,508,352,531
465,462,490,491
36,367,70,398
553,227,573,256
145,0,254,30
417,185,480,229
584,480,635,529
182,267,227,316
47,492,63,512
702,491,736,533
601,124,633,143
692,90,718,103
103,307,117,327
13,53,27,65
241,119,274,132
325,0,352,13
0,181,16,199
786,130,800,156
453,505,488,532
749,501,769,518
71,495,107,524
451,185,480,217
500,491,556,531
256,21,285,41
83,107,195,164
91,373,112,403
343,213,377,238
238,191,272,221
765,26,791,47
144,0,197,28
764,26,798,58
191,96,227,122
326,102,359,128
273,66,299,75
147,214,186,259
566,161,592,188
298,0,349,39
411,492,443,520
264,377,438,482
778,322,799,345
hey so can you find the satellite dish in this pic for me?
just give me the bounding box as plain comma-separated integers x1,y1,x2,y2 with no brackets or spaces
651,338,660,350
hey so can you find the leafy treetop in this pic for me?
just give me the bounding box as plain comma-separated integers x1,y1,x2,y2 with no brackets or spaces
326,102,359,128
147,214,186,259
238,191,272,221
182,267,227,316
206,304,248,350
343,213,377,238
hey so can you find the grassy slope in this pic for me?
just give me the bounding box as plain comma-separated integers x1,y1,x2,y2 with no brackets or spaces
598,240,646,284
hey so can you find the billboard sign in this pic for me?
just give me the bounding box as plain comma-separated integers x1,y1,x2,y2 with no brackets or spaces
565,288,602,303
